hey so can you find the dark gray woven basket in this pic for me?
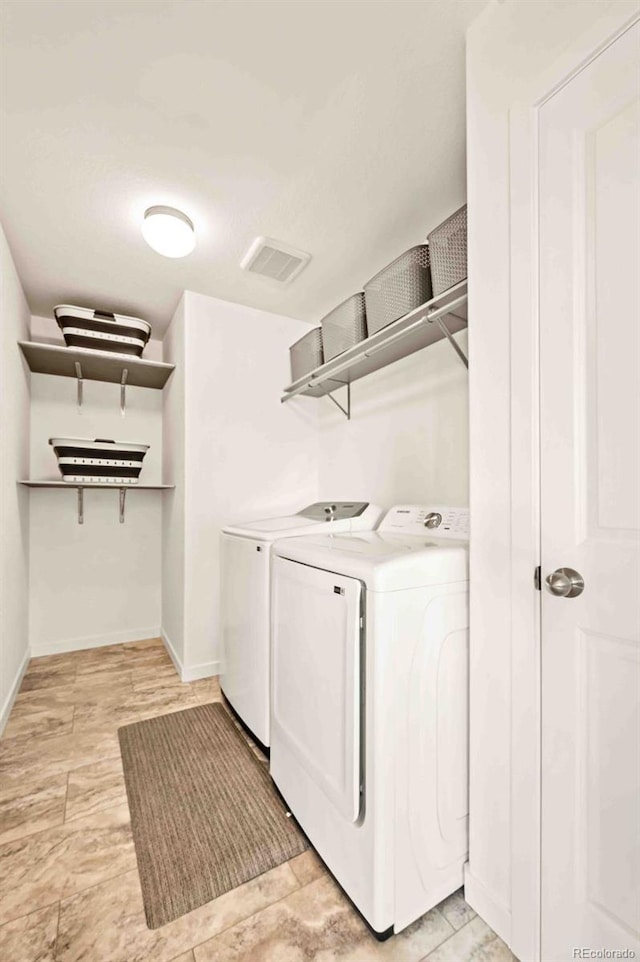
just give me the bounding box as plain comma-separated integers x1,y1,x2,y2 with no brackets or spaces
289,327,324,382
364,245,432,335
321,293,367,361
427,205,467,295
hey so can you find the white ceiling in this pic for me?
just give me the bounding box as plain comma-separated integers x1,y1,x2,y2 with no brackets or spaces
0,0,483,336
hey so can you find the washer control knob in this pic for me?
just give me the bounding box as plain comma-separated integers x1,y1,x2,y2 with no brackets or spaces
324,504,337,521
424,512,442,529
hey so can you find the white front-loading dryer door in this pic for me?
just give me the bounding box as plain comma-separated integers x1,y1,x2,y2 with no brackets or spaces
271,556,362,823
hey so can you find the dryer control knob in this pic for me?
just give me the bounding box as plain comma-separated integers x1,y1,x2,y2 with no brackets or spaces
424,512,442,529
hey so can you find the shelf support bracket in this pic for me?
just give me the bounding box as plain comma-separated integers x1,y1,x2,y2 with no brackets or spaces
121,369,128,417
428,313,469,368
74,362,83,409
119,487,127,524
327,382,351,420
77,487,84,525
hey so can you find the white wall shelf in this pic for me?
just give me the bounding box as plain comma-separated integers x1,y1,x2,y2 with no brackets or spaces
19,481,175,488
20,481,175,525
280,280,468,419
18,341,175,413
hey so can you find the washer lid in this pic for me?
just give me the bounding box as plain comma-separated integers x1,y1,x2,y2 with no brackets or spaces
222,503,383,542
273,530,469,591
223,515,313,539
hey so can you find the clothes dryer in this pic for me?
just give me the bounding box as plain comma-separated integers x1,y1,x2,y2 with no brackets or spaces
270,504,469,935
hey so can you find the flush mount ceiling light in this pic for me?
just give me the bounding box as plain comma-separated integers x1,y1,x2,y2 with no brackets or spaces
142,206,195,258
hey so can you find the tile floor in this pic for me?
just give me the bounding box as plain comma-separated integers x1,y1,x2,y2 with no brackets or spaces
0,639,517,962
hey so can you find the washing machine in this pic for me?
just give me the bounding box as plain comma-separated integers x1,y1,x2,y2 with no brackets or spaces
270,504,470,937
220,501,383,750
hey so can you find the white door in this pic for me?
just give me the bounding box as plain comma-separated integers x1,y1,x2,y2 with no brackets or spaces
271,557,362,822
539,21,640,961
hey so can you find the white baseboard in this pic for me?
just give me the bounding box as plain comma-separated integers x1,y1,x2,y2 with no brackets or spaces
161,628,183,677
30,626,161,657
160,629,220,683
0,647,30,736
464,865,511,945
181,660,221,682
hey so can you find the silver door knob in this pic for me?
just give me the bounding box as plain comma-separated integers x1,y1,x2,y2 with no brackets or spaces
545,567,584,598
424,512,442,529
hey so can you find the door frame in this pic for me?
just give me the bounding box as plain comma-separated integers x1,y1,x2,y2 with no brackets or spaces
508,9,640,962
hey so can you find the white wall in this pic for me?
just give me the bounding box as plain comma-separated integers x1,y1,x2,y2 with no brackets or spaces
162,291,318,679
465,2,638,957
0,223,31,731
27,316,163,654
318,331,468,507
162,286,467,681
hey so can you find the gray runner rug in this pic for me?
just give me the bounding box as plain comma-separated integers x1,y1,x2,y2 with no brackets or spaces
118,702,308,928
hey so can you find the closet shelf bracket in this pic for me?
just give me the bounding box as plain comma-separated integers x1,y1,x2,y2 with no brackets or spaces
326,382,351,420
120,369,128,416
427,312,469,368
74,362,83,409
75,485,127,524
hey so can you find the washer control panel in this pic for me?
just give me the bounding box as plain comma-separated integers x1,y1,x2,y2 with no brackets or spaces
378,505,469,540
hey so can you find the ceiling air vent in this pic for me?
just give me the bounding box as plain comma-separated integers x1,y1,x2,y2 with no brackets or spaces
240,236,311,284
